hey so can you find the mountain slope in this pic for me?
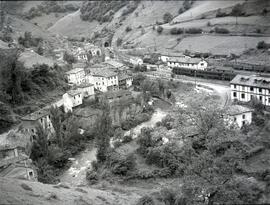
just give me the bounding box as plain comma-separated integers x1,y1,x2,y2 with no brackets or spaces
0,177,140,205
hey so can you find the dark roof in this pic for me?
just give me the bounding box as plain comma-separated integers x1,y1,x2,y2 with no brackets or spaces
227,105,253,116
168,57,205,64
65,67,84,75
77,82,94,88
118,73,132,81
67,89,82,96
230,74,270,89
21,109,49,121
90,67,118,78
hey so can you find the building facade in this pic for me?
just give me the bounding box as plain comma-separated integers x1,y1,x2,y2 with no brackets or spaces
227,105,253,128
20,109,54,137
76,82,95,98
63,90,83,112
230,74,270,106
167,57,208,70
86,67,119,92
118,74,133,89
65,67,85,85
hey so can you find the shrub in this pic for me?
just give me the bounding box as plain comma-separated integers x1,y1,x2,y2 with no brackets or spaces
183,0,191,10
230,3,245,16
214,27,230,34
256,28,261,34
63,52,76,64
136,195,155,205
207,21,211,27
125,26,132,32
122,135,133,143
185,27,202,34
216,8,227,17
157,26,163,34
257,41,270,49
163,12,173,23
116,38,123,47
178,8,184,14
86,169,98,184
170,27,184,35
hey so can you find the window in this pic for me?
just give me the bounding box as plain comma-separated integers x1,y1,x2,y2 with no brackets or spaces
234,117,237,121
200,63,204,66
250,87,254,91
242,86,245,91
259,88,262,92
242,114,245,119
29,171,33,177
241,93,245,99
242,121,246,126
234,85,237,89
233,92,237,97
259,96,262,101
250,95,254,100
74,96,75,99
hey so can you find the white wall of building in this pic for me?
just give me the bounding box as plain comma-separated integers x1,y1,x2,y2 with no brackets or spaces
167,60,208,70
231,84,270,106
87,75,118,92
229,112,252,128
66,69,85,85
63,93,83,113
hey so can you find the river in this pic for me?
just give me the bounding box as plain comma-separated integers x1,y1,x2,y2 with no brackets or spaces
59,107,168,186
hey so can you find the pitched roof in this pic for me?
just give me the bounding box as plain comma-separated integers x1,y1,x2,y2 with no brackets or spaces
77,82,94,88
21,109,49,121
167,57,204,64
105,60,124,68
65,67,84,75
119,73,132,81
230,74,270,89
67,89,82,96
227,105,253,116
72,63,86,69
90,67,118,78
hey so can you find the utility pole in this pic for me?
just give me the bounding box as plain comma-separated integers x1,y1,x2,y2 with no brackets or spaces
194,70,197,87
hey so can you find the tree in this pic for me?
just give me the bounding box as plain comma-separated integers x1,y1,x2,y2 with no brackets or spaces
257,41,269,49
95,105,112,163
63,52,76,64
157,26,163,34
230,3,245,17
163,12,173,23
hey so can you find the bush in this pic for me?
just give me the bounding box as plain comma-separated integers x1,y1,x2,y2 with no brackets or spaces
170,27,184,35
214,27,230,34
136,195,155,205
157,26,163,34
163,12,173,23
257,41,270,49
185,27,202,34
216,8,227,17
63,52,76,64
107,152,136,176
178,8,184,14
230,3,245,16
125,26,132,32
86,169,98,184
116,38,123,47
122,135,133,143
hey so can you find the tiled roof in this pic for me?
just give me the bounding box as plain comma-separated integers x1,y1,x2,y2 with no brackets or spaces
119,73,132,81
67,89,82,96
168,57,204,64
21,109,49,121
230,74,270,89
90,67,118,78
227,105,253,116
65,68,84,75
105,60,124,68
77,82,94,88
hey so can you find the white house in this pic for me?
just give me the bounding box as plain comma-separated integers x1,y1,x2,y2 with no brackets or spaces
159,52,187,63
167,57,208,70
76,82,95,98
86,67,119,92
105,59,129,74
118,73,133,89
130,57,143,66
20,109,54,137
227,105,253,128
73,47,88,62
230,74,270,106
65,67,85,85
63,90,83,112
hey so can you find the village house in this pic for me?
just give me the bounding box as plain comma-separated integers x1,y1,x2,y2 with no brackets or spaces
65,67,85,85
63,90,83,113
20,109,54,138
84,43,102,57
73,47,88,62
130,56,143,66
0,131,36,181
118,73,133,89
159,52,187,63
227,105,253,128
105,59,129,74
86,67,119,92
230,74,270,106
76,82,95,98
167,57,208,70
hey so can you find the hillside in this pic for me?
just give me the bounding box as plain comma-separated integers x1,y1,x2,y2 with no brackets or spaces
0,177,140,205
